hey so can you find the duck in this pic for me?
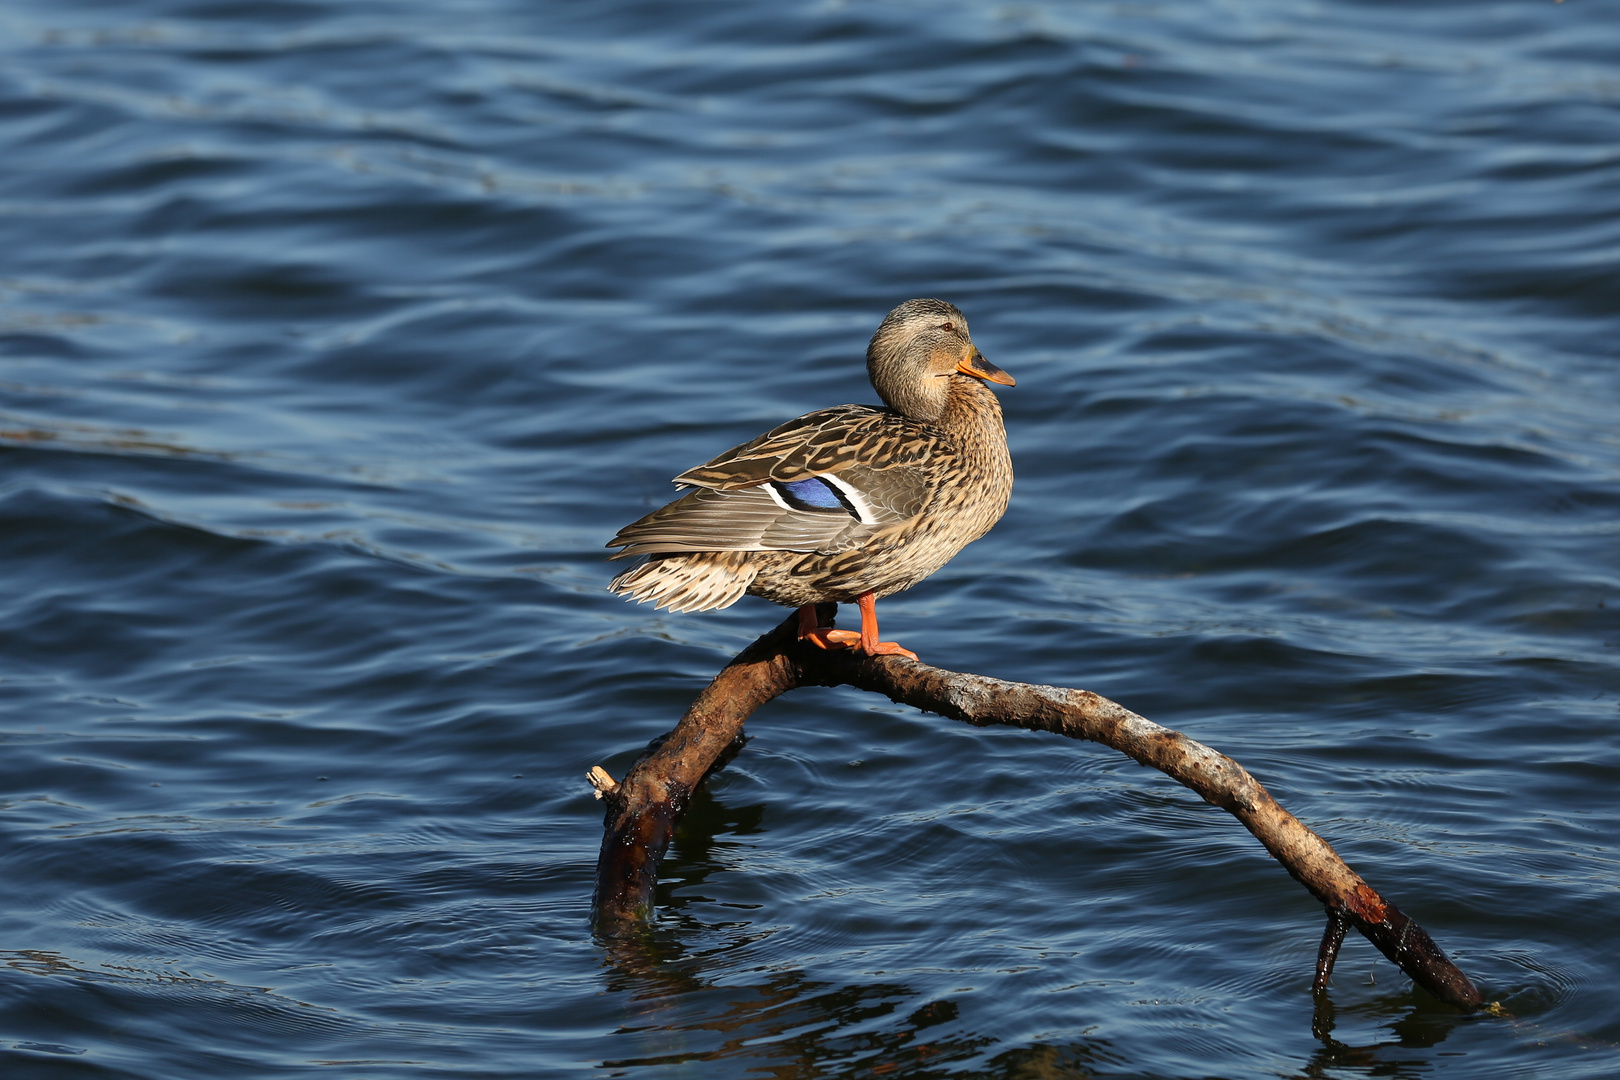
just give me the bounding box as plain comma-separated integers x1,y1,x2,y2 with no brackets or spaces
606,298,1014,660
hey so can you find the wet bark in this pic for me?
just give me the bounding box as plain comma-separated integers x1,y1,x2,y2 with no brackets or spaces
590,607,1485,1013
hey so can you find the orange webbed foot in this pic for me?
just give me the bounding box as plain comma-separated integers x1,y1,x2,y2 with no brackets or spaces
802,627,862,650
796,600,917,659
862,640,918,661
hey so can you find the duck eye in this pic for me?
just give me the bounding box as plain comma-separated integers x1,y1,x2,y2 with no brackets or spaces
941,322,956,332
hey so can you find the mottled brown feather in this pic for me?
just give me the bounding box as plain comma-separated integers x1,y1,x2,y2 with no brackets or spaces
607,298,1012,613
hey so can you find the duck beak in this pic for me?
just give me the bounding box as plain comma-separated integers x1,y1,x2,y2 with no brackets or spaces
957,351,1016,386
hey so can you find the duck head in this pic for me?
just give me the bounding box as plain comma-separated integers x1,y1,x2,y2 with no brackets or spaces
866,298,1014,422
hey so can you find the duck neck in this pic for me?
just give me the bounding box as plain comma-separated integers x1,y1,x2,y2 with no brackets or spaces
936,374,1006,445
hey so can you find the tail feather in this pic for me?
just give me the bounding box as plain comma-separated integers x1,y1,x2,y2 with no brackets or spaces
608,553,758,613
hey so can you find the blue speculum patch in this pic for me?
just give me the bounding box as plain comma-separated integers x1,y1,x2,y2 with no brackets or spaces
774,477,850,512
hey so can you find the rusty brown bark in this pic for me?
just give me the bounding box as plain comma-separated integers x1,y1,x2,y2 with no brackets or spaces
591,608,1485,1012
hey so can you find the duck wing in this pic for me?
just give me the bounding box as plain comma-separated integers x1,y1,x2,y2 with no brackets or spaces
606,405,937,559
675,405,933,487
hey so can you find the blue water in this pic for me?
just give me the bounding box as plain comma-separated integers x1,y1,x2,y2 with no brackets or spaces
2,1,1618,1076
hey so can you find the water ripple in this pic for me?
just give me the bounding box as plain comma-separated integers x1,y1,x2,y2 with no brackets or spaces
3,0,1619,1077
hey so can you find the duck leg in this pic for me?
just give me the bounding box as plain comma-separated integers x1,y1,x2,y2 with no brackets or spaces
855,591,918,660
797,598,915,658
798,603,860,650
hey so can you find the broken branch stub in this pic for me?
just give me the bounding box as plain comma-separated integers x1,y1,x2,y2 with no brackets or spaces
591,609,1485,1012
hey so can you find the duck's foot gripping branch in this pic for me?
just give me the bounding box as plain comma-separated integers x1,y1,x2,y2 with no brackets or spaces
589,607,1487,1014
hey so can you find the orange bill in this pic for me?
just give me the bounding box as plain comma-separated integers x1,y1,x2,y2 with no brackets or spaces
957,351,1016,386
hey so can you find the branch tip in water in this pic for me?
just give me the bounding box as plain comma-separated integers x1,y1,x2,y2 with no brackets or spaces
587,765,619,799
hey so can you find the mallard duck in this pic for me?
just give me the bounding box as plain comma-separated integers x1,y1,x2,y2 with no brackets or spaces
606,298,1014,660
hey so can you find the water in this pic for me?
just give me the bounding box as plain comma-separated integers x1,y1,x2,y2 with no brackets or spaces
1,0,1617,1076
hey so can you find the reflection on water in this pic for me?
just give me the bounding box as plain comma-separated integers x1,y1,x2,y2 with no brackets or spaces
600,793,1486,1079
603,931,997,1078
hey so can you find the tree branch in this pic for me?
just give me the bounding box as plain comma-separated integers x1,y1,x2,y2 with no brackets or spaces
591,608,1486,1013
